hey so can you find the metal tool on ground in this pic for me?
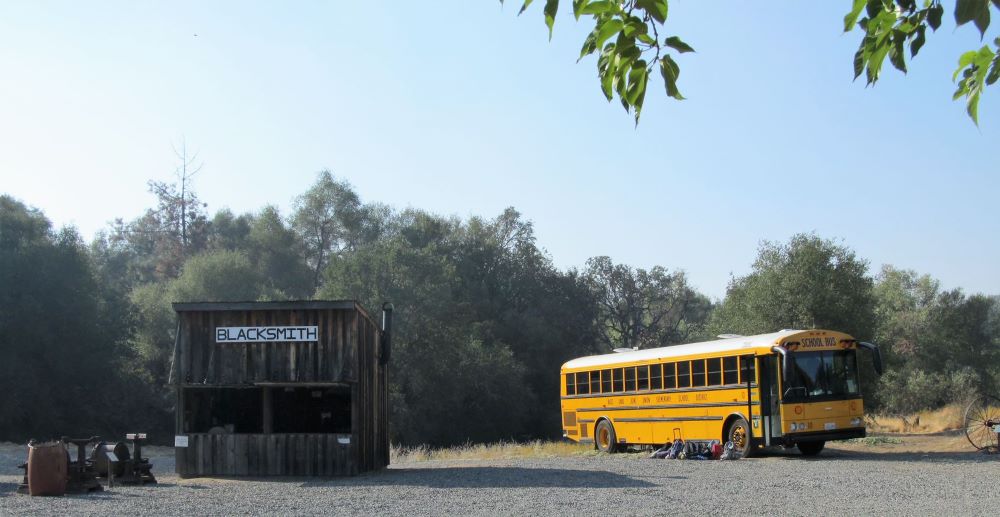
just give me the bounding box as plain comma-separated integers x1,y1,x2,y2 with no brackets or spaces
964,395,1000,454
90,433,156,485
17,437,103,494
63,436,104,493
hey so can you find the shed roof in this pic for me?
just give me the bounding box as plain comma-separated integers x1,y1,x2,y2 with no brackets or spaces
172,300,359,311
172,300,376,323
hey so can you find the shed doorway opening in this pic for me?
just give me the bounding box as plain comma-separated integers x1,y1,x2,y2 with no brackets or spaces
184,388,263,433
272,386,352,434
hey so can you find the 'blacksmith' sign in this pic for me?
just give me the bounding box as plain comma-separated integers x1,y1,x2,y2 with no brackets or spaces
215,326,319,343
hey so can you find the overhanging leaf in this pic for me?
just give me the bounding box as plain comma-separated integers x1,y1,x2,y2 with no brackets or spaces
928,4,944,29
659,55,684,100
911,25,926,57
844,0,867,32
853,47,865,80
635,0,668,24
954,50,980,80
595,18,625,50
581,0,616,15
544,0,558,40
955,0,991,37
664,36,695,53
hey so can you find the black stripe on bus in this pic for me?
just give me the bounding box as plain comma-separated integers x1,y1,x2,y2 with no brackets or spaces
561,383,758,400
575,401,759,412
615,416,724,423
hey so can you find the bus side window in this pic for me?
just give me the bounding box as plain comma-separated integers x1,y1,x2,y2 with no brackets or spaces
708,358,722,386
577,371,589,395
723,356,738,384
602,369,612,393
566,373,576,396
613,368,624,392
677,362,690,388
625,367,637,392
590,370,600,394
650,363,662,390
637,365,649,391
740,355,756,384
692,359,706,387
664,362,676,389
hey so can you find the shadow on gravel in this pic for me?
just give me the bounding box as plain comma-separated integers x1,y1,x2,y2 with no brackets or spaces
752,448,996,463
299,467,667,489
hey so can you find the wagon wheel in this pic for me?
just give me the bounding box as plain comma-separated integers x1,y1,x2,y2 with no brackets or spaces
963,395,1000,452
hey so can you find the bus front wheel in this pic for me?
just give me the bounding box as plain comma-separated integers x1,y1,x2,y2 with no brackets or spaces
595,420,619,453
797,441,825,456
727,417,755,458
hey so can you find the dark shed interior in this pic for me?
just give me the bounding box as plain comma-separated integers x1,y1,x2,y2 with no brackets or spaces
169,300,390,477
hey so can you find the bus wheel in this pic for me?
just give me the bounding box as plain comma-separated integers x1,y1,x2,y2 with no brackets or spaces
727,417,754,458
595,420,619,453
797,441,825,456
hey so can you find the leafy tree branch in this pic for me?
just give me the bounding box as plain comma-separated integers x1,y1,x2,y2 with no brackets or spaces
510,0,999,124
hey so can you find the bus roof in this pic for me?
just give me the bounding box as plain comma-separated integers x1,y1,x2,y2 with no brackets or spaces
561,329,854,371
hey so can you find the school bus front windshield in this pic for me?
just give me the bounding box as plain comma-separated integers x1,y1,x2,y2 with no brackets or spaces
784,350,860,400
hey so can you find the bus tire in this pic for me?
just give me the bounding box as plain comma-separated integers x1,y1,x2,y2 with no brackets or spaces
726,417,754,458
797,441,825,456
595,420,619,453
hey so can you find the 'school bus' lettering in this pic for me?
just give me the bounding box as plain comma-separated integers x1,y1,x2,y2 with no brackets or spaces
560,329,881,458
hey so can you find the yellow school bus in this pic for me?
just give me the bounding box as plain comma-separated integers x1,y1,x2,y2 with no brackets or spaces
560,329,882,457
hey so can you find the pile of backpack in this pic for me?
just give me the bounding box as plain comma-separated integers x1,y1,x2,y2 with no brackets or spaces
648,439,739,460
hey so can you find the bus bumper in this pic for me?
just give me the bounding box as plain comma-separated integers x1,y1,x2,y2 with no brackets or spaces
781,427,865,444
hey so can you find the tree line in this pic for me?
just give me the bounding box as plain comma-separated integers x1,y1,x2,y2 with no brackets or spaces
1,172,997,445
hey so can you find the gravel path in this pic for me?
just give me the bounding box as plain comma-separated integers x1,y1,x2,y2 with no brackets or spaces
1,442,997,516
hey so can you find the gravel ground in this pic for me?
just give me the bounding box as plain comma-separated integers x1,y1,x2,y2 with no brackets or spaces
1,441,997,516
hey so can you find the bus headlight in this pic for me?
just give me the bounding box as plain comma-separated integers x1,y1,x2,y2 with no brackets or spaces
790,423,799,431
851,418,862,427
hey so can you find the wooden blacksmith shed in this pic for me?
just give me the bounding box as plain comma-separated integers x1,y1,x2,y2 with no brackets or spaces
168,300,392,477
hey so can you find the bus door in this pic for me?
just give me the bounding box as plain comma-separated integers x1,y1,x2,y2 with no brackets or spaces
757,355,782,445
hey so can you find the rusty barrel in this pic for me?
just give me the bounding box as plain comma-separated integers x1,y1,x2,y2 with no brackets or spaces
27,442,68,496
91,442,130,477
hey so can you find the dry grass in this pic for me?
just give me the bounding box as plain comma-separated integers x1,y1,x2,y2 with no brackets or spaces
390,404,978,463
390,440,596,463
867,404,966,434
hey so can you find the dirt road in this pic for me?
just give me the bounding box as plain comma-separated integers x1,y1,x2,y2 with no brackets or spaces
1,434,995,516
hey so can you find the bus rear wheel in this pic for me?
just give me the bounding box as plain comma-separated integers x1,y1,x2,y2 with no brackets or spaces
595,420,619,453
727,417,754,458
797,441,825,456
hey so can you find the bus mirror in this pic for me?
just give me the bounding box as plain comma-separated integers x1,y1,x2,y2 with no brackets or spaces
858,342,883,376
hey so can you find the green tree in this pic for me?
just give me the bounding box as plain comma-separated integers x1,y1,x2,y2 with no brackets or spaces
0,196,147,440
108,179,209,283
322,207,599,445
292,170,363,292
710,234,876,340
583,256,711,350
870,266,999,412
245,206,313,299
208,208,253,252
512,0,1000,123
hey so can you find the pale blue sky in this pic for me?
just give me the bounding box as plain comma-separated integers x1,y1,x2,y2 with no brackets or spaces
1,2,997,299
